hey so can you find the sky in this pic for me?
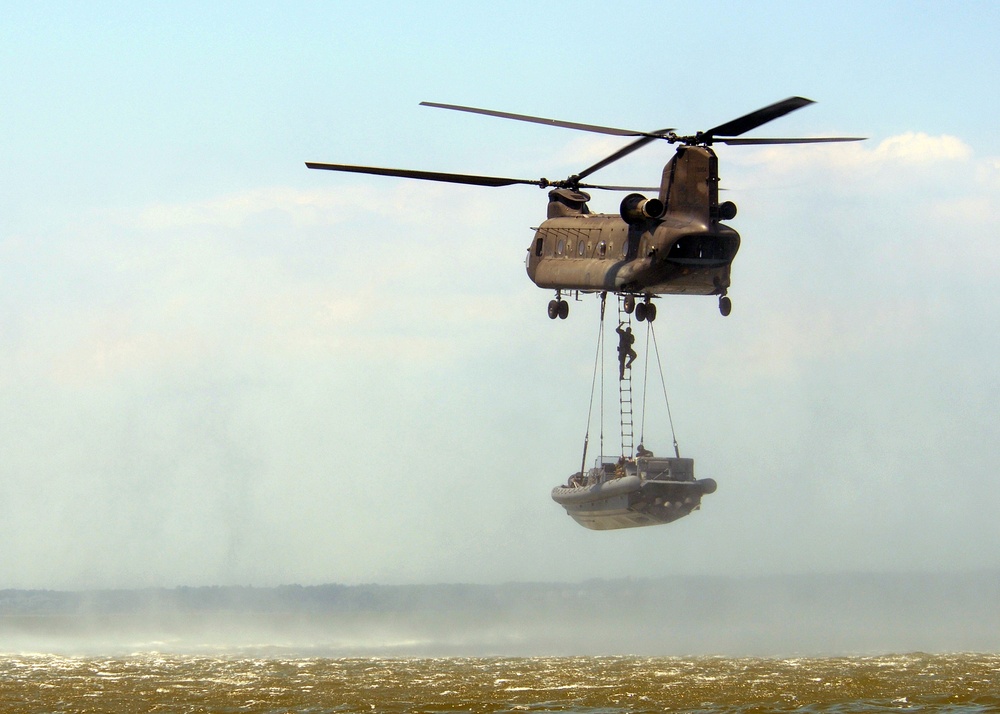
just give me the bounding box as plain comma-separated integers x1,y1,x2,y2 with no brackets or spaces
0,1,998,590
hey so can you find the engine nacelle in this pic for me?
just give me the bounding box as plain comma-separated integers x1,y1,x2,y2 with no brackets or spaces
620,193,664,225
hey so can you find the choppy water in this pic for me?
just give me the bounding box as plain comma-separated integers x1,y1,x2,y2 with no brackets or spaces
1,653,998,713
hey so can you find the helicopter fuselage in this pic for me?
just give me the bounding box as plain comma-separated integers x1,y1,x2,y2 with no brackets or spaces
526,145,741,314
526,213,740,297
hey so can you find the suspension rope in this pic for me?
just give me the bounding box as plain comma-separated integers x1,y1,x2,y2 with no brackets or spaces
599,297,605,462
580,292,608,475
638,319,651,449
649,321,681,458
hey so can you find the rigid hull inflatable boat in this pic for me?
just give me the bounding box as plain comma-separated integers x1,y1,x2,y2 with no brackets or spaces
552,456,716,530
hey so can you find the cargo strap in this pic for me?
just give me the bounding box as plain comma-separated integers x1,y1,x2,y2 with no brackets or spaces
579,292,606,476
640,321,681,458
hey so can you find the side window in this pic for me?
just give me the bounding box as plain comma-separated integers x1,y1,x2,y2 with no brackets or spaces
534,236,544,257
577,240,585,257
597,241,607,258
556,238,565,256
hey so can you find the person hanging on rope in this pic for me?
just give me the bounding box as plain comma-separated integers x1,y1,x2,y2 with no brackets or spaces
616,322,637,380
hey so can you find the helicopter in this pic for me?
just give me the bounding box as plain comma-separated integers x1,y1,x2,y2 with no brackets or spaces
307,97,863,320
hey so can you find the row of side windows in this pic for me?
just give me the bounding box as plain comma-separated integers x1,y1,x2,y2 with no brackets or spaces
534,231,626,259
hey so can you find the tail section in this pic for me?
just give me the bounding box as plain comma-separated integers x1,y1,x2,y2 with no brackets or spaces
658,146,721,225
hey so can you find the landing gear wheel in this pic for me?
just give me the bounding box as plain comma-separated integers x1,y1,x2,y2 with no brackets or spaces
719,295,732,317
635,302,647,322
557,299,569,319
646,302,657,322
547,300,559,319
623,295,635,314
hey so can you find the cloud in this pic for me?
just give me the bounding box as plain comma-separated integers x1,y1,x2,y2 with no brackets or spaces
550,134,636,168
131,186,381,230
2,179,539,396
730,131,975,176
48,327,205,385
124,178,534,253
725,132,1000,278
663,131,1000,397
870,132,971,163
700,300,927,383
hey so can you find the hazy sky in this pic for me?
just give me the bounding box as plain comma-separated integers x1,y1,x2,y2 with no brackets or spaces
1,1,997,589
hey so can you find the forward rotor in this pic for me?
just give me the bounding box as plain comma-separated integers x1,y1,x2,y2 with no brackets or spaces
303,162,658,192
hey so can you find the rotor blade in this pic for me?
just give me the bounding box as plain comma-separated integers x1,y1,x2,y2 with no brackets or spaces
719,136,867,145
704,96,815,139
575,133,668,181
579,183,662,192
420,101,671,139
305,162,542,188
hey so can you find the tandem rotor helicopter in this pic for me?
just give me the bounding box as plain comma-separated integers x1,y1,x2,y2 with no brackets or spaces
307,97,863,321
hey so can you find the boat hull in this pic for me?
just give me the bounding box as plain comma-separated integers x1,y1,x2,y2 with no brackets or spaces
552,457,716,530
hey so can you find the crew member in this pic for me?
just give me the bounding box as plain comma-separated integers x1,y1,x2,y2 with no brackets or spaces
616,323,636,379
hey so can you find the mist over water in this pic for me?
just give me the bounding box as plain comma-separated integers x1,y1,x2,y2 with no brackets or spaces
2,573,998,658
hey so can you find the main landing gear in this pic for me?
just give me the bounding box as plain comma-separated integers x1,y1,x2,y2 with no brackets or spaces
547,291,569,320
719,295,732,317
622,294,657,322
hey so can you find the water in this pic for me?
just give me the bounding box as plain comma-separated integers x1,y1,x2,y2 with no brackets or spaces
2,653,998,713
